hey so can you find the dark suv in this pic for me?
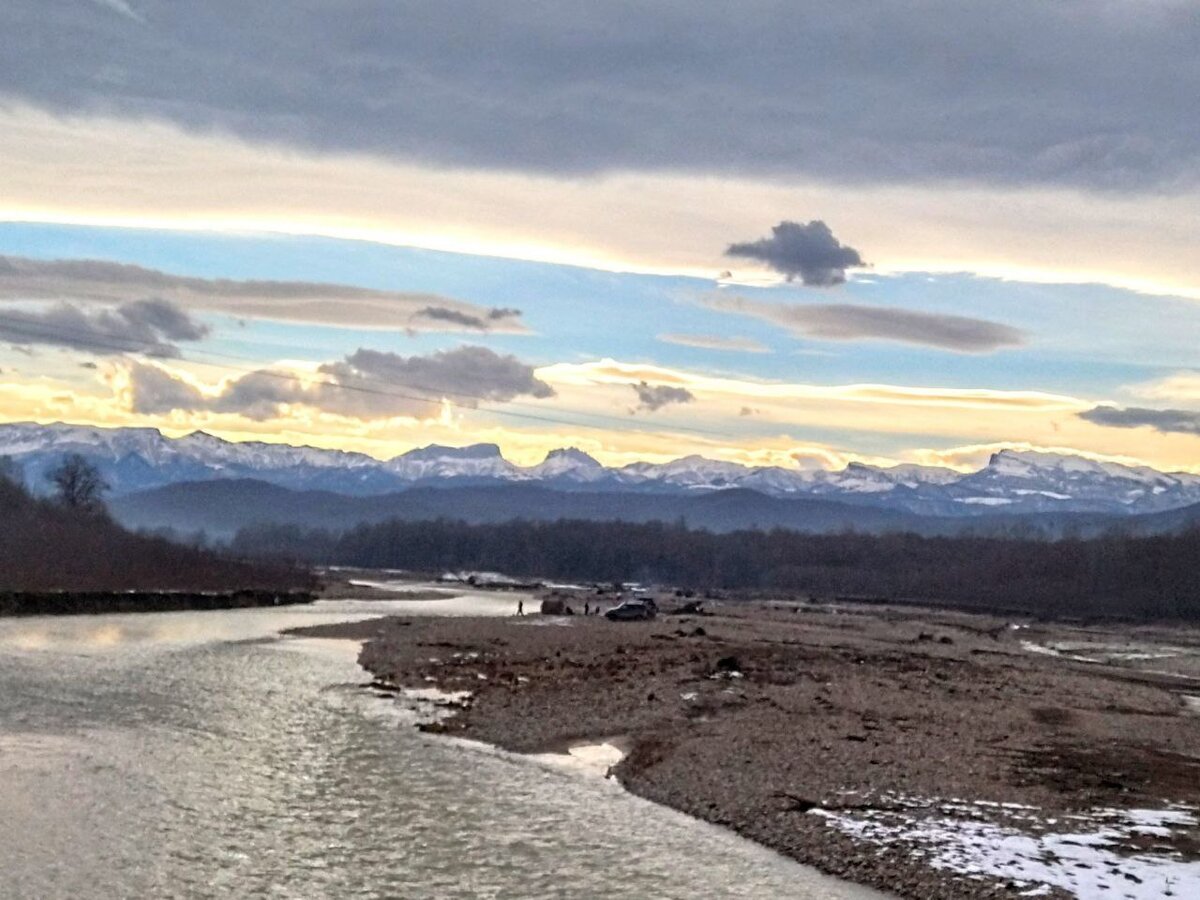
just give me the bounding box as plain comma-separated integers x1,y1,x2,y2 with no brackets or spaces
604,597,657,621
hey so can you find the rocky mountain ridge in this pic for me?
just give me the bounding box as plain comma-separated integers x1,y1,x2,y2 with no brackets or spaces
3,421,1199,517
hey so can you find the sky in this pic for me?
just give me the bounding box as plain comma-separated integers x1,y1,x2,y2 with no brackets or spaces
0,1,1198,473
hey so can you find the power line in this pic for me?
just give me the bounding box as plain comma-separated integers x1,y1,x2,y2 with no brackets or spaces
0,315,725,438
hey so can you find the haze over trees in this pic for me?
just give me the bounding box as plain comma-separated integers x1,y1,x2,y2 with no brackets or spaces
233,517,1200,622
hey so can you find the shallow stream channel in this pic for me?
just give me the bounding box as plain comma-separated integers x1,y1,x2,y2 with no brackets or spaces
0,588,883,899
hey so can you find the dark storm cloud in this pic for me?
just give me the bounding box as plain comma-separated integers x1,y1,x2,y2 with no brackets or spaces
1,2,1197,191
127,346,554,421
706,296,1025,353
0,298,209,357
727,221,866,286
0,256,529,332
1079,405,1200,436
631,381,695,413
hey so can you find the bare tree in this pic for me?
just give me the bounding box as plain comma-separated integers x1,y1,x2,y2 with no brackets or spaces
47,453,109,514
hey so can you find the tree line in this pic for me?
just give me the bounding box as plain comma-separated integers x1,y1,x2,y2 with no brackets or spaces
231,516,1200,621
0,455,311,594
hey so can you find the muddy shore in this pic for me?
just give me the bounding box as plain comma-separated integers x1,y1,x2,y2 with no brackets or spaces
299,596,1200,898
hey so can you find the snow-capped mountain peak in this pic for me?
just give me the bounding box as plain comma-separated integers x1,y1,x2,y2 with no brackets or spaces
528,447,606,481
985,449,1170,483
385,442,517,482
618,455,754,489
396,443,504,462
950,449,1198,511
3,422,1199,517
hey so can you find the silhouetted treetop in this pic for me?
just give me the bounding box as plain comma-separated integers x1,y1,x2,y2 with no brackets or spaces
47,453,109,514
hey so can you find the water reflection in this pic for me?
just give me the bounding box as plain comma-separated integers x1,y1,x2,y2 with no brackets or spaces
0,587,525,656
0,590,881,899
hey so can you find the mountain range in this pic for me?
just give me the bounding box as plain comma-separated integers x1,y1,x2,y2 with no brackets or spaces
3,421,1199,538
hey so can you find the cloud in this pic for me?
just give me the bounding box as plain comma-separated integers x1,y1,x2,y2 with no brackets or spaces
7,108,1200,301
657,333,770,353
727,221,866,286
2,2,1198,193
0,298,209,357
411,305,523,332
315,346,555,419
705,295,1024,353
1078,405,1200,436
631,381,695,413
0,256,529,332
127,361,208,414
1131,371,1200,404
545,358,1082,412
126,345,554,421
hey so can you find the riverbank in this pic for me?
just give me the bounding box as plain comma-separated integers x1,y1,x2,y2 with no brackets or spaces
0,588,315,617
299,596,1200,898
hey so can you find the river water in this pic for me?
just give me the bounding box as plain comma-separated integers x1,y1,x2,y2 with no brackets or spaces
0,591,881,899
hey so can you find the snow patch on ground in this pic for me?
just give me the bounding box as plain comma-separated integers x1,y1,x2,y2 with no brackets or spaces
813,800,1200,899
530,740,626,778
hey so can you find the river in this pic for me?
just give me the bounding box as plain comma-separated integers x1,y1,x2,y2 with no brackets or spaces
0,589,882,899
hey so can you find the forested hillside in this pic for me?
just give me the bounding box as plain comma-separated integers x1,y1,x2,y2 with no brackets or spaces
0,469,311,594
233,518,1200,621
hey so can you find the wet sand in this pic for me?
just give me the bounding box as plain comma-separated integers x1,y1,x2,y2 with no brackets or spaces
300,596,1200,898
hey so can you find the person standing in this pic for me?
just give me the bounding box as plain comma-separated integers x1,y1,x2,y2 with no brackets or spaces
517,599,524,616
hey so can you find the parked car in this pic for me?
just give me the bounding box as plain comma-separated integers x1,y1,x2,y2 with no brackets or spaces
604,597,657,621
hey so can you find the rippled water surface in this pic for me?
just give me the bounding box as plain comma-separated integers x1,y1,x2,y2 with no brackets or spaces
0,593,880,899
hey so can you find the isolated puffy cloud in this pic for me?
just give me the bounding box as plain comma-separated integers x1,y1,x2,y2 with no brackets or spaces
0,297,208,357
727,221,866,286
706,296,1024,353
657,333,770,353
1079,405,1200,436
0,256,528,332
3,2,1198,192
126,346,554,421
631,381,695,413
